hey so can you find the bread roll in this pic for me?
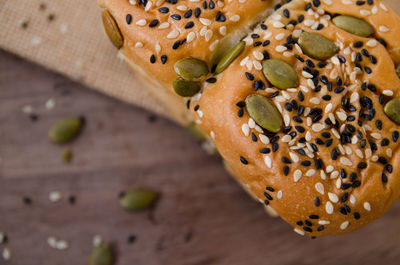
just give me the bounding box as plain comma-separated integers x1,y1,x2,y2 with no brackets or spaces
99,0,400,236
98,0,281,124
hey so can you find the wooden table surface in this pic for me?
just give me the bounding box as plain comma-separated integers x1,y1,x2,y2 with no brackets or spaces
1,49,400,265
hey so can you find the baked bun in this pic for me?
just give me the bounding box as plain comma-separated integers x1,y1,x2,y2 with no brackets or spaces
189,0,400,236
98,0,280,124
98,0,400,236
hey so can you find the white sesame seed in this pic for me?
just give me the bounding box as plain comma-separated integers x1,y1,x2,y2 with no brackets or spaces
315,182,325,194
371,133,382,140
136,19,147,26
273,21,285,28
49,191,62,202
241,124,250,137
379,25,389,33
92,235,103,247
336,177,342,189
259,134,270,144
325,201,334,214
219,26,227,36
167,29,179,39
328,192,339,203
264,156,272,168
294,170,302,182
366,39,377,47
312,123,325,132
360,9,371,16
320,170,327,180
277,190,283,199
199,18,211,26
340,221,349,230
364,202,371,211
305,169,316,176
350,194,356,205
302,71,314,79
275,33,285,40
2,247,11,260
318,220,330,225
275,45,287,53
187,32,196,43
380,3,388,11
56,240,69,250
282,135,292,143
340,157,353,166
383,90,394,96
289,152,299,163
48,236,57,248
229,15,240,22
330,171,339,179
325,103,333,114
294,228,305,236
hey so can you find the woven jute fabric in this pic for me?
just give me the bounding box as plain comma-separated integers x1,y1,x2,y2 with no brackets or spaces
1,0,399,124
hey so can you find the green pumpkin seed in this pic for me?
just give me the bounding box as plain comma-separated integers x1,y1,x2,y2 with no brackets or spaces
396,65,400,78
62,148,72,163
89,243,113,265
298,32,339,60
101,10,124,49
173,77,202,97
245,94,283,133
262,59,299,89
49,117,82,143
332,15,374,37
215,41,245,74
187,122,207,142
174,58,209,80
384,98,400,124
120,189,158,211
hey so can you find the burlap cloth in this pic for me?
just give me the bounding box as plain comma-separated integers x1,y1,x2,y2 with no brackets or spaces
1,0,399,125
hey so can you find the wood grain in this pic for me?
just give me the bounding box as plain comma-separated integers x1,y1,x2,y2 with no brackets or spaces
0,49,400,265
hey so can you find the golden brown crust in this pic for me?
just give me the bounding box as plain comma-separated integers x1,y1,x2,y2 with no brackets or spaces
190,0,400,236
98,0,280,124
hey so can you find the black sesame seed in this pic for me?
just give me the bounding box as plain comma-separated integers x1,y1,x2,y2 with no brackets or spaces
354,41,363,48
305,220,313,226
301,160,311,166
341,192,349,202
237,108,244,117
382,173,388,183
149,19,159,27
282,157,292,164
364,66,372,74
386,164,393,173
23,197,32,205
264,192,273,200
272,143,279,152
303,226,313,233
264,200,269,205
159,7,169,13
251,132,257,142
126,14,132,25
283,166,289,176
314,197,321,207
184,9,192,18
392,131,399,142
185,21,194,29
206,78,217,83
296,221,303,226
240,156,248,165
150,54,156,64
266,187,275,192
260,148,271,154
283,9,290,18
354,212,361,220
194,8,201,18
161,55,167,64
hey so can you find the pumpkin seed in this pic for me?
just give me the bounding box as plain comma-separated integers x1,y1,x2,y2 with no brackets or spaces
298,32,339,60
396,65,400,78
245,94,283,133
174,58,209,80
101,10,123,49
332,15,374,37
187,122,207,142
89,243,113,265
262,59,299,89
173,77,202,97
62,148,72,163
215,41,245,74
49,117,82,143
120,189,158,211
384,98,400,124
